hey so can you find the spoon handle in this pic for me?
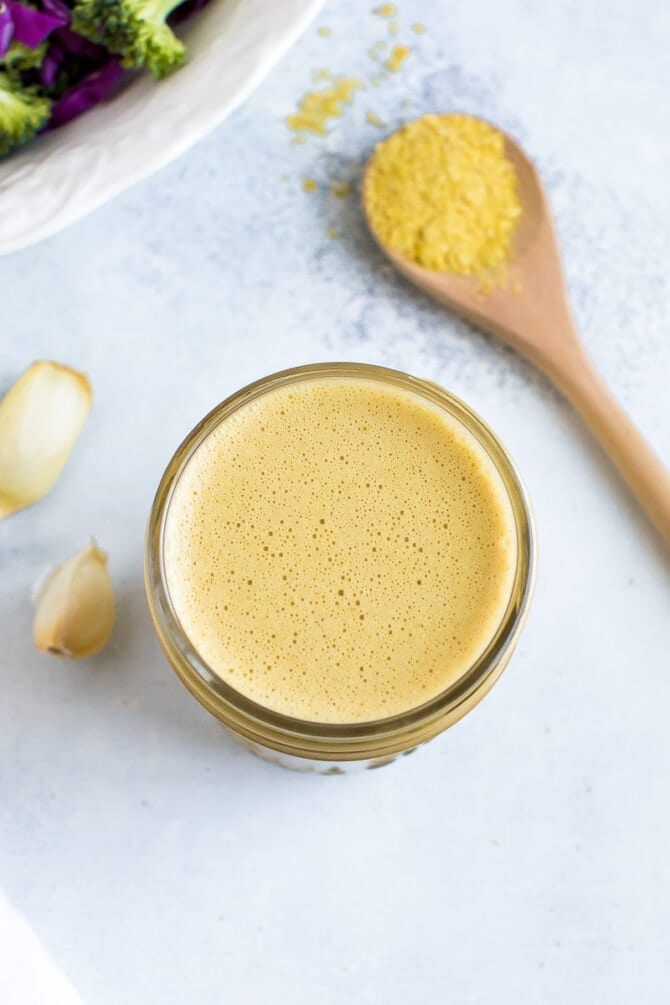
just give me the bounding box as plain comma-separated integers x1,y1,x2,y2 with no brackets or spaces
553,352,670,543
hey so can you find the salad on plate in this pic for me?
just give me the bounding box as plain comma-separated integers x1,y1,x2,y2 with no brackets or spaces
0,0,209,156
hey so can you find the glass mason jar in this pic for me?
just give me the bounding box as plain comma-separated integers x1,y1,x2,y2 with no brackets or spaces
145,363,536,773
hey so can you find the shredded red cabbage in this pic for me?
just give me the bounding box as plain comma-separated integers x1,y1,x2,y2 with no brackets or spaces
0,3,15,57
48,54,124,125
5,0,67,50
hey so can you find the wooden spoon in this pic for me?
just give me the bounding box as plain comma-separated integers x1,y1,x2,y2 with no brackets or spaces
363,117,670,544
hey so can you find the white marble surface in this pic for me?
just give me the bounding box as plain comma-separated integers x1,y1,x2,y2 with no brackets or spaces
1,1,669,1002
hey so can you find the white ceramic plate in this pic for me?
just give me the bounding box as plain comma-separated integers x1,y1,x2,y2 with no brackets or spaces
0,0,323,255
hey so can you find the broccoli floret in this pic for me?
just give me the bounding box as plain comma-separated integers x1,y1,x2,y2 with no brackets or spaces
0,71,51,157
72,0,186,79
1,42,48,75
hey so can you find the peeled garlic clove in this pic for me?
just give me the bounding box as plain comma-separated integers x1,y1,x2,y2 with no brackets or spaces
34,542,115,659
0,361,92,520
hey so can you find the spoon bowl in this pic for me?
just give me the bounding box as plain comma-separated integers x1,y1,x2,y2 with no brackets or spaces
364,115,670,543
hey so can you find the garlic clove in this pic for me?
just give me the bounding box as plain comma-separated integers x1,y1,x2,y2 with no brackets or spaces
33,542,115,659
0,361,92,520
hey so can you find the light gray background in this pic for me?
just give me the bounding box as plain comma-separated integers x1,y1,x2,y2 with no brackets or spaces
2,1,669,1002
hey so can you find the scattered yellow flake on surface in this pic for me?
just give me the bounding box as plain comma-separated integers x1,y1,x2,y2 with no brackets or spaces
318,26,331,37
302,177,318,192
366,110,384,127
385,44,411,72
331,181,351,198
411,22,426,34
286,76,363,136
364,113,522,279
312,69,332,82
368,39,390,61
327,226,339,239
291,135,307,145
373,3,397,16
388,21,399,36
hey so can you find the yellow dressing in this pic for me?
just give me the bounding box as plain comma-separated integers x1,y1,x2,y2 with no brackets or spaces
164,377,516,724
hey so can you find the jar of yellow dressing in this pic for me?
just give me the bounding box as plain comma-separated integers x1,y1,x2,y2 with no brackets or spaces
145,364,535,772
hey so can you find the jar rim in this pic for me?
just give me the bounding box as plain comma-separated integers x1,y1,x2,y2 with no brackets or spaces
145,363,536,760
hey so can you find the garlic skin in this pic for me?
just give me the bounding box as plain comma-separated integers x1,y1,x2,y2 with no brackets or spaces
34,543,115,659
0,361,92,520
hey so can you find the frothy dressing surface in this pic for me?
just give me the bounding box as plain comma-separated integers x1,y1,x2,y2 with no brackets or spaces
164,377,517,723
